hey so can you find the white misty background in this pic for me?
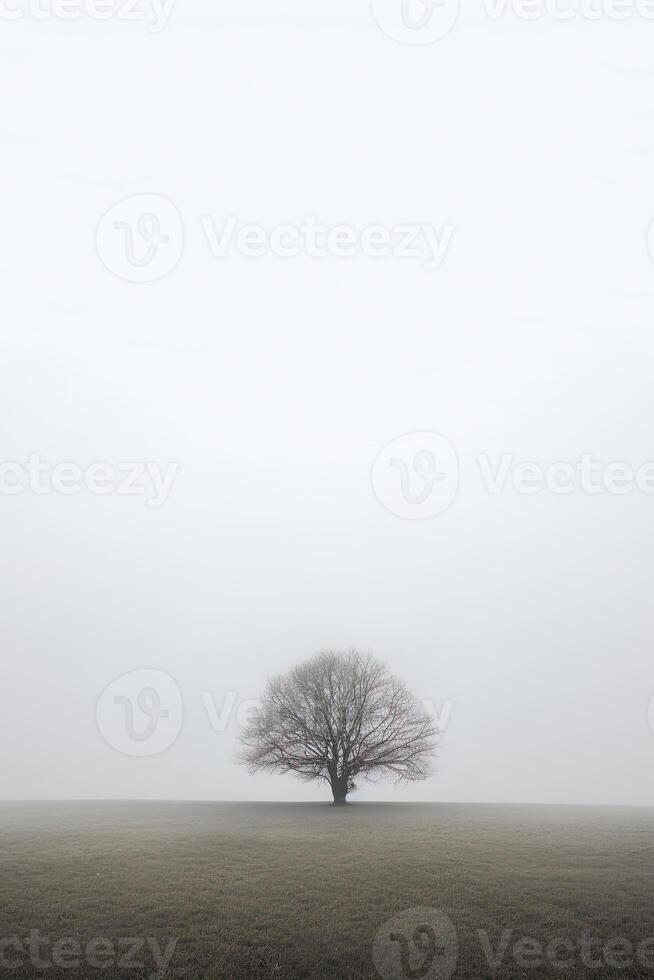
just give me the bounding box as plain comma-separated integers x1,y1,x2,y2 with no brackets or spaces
1,0,653,804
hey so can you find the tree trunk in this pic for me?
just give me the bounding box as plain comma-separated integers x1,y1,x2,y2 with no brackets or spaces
331,777,348,805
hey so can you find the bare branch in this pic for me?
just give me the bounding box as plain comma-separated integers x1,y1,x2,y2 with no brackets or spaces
238,650,439,803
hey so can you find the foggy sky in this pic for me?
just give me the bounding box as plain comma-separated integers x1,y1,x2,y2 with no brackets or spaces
2,1,654,805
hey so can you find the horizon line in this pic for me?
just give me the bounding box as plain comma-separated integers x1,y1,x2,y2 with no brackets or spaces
2,798,654,809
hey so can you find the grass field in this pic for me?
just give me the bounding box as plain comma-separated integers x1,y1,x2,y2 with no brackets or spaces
1,801,653,979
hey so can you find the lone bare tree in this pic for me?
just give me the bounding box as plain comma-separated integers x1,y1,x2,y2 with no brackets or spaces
239,650,438,805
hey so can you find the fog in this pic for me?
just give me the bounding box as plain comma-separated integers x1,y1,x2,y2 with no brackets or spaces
2,1,654,805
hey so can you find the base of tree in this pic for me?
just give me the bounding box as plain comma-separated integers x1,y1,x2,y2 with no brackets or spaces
332,798,348,806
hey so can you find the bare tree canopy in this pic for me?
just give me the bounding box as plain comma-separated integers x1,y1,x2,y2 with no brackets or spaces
239,650,438,805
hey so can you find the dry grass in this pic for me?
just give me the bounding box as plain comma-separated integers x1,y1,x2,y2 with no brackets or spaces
1,801,653,979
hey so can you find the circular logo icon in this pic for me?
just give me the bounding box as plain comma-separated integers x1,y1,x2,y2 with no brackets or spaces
371,432,459,520
96,669,183,757
96,194,184,283
373,908,458,980
371,0,460,45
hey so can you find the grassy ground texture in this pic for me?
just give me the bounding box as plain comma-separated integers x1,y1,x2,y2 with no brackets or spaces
1,801,653,979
